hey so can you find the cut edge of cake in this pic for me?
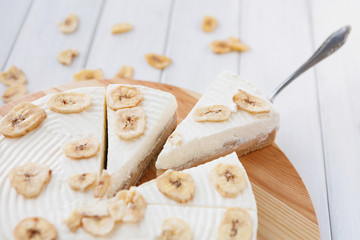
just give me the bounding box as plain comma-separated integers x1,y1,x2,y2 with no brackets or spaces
105,84,178,197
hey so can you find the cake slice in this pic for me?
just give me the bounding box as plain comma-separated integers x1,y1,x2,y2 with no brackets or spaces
138,152,257,210
0,87,106,239
106,84,177,196
156,70,280,171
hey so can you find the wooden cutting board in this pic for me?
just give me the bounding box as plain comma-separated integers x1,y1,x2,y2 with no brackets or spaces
0,79,320,239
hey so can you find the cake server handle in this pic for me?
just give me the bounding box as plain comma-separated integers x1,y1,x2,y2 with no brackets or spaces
268,25,351,103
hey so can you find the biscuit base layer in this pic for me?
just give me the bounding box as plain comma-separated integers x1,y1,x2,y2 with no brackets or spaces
157,129,277,175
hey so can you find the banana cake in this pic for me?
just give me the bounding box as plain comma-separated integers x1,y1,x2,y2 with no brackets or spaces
0,78,264,239
156,70,280,171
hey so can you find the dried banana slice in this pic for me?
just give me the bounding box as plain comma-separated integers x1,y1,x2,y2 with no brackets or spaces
0,65,27,87
78,201,109,217
94,171,111,198
14,217,57,240
47,92,91,114
0,102,46,138
145,53,172,69
107,85,142,110
210,163,246,198
1,84,28,103
8,163,52,198
58,13,79,34
216,208,252,240
202,15,217,33
227,37,250,52
63,137,100,159
193,105,231,122
210,41,232,54
82,216,114,237
67,172,97,191
113,107,146,140
233,89,270,113
114,65,134,79
111,22,133,34
73,69,103,82
159,218,193,240
167,132,182,146
156,171,195,203
57,49,79,65
64,210,82,232
109,187,147,222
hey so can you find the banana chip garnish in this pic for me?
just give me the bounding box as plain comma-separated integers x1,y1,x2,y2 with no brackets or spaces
216,208,252,240
193,105,231,122
145,53,172,69
1,84,28,103
14,217,57,240
47,92,91,114
159,218,193,240
73,69,103,82
156,171,195,203
233,89,270,113
58,13,79,34
113,107,146,140
63,137,100,159
202,16,217,33
9,163,51,198
0,102,46,138
210,163,246,198
107,85,142,111
0,66,27,87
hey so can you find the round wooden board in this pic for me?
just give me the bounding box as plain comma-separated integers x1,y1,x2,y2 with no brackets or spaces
0,79,320,240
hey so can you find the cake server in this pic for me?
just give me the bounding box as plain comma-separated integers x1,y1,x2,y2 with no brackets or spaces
268,25,351,102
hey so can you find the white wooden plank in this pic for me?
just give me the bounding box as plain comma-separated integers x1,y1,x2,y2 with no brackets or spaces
239,0,331,239
0,0,104,100
312,0,360,238
161,0,241,93
0,0,32,69
86,0,172,82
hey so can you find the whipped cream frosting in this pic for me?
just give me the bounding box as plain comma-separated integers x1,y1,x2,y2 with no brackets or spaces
0,87,106,239
106,84,177,195
138,152,257,210
156,70,280,170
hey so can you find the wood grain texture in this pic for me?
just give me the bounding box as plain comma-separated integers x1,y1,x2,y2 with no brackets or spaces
239,0,331,239
86,0,173,82
311,0,360,238
0,80,320,239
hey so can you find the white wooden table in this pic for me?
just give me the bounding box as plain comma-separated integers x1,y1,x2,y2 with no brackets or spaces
1,0,359,239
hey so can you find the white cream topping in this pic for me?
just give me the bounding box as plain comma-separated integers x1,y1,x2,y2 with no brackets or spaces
0,87,106,239
156,70,280,169
138,152,257,210
106,84,177,195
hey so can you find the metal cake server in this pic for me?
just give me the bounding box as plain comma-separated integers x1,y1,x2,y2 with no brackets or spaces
268,25,351,102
